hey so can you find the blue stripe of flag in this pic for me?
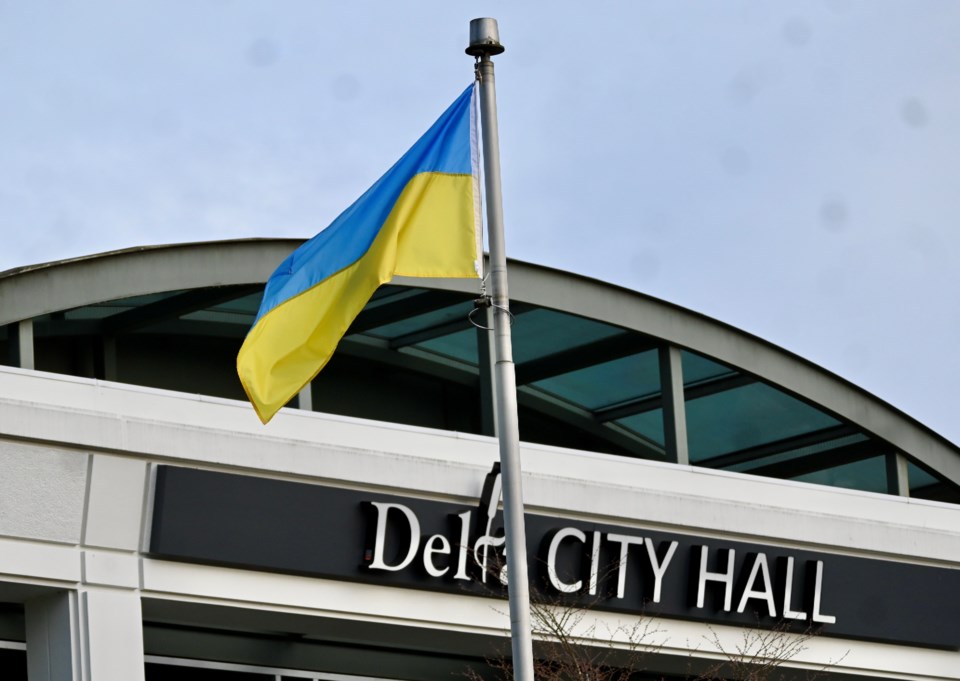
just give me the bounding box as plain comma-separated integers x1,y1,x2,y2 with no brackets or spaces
253,85,475,326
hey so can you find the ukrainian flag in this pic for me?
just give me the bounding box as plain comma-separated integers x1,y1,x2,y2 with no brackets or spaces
238,85,482,423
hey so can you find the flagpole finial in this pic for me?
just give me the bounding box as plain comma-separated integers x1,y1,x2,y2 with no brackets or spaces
466,18,505,56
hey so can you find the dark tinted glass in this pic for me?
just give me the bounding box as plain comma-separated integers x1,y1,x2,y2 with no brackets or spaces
0,648,26,680
146,662,271,680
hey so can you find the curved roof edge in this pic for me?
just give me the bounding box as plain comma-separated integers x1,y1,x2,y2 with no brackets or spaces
2,238,958,482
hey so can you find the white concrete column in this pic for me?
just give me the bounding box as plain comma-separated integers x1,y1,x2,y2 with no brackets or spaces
82,588,145,681
83,455,148,551
21,454,152,680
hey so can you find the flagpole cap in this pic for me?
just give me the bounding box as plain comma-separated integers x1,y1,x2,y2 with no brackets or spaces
466,18,505,56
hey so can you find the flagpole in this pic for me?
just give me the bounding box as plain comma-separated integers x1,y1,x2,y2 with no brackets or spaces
467,18,536,681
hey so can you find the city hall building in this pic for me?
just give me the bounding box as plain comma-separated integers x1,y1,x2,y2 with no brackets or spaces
0,239,958,680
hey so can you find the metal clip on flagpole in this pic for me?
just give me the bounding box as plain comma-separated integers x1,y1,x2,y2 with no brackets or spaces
466,18,536,681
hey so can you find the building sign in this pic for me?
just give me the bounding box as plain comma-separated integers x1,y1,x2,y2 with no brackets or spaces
363,499,836,625
149,465,960,649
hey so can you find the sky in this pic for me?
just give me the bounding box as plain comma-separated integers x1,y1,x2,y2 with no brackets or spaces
2,1,959,444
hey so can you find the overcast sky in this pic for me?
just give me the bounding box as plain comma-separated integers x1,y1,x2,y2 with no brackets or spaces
2,1,959,444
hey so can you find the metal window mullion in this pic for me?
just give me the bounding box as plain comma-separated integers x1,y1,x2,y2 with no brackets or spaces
659,345,689,465
17,319,34,369
885,451,910,497
298,382,314,411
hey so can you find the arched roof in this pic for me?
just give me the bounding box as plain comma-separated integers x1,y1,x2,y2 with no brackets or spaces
2,239,958,496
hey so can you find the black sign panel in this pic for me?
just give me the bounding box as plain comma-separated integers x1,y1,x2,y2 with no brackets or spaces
149,465,960,649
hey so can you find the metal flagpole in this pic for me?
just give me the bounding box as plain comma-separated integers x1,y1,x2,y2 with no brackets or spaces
466,18,536,681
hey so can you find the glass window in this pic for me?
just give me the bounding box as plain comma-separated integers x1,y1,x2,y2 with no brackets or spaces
0,325,14,368
681,351,736,385
33,291,192,323
908,461,960,503
415,327,479,365
679,351,913,496
723,432,869,475
17,281,960,503
181,292,263,325
532,349,660,412
685,380,841,463
615,408,666,448
908,461,939,492
505,309,626,365
0,647,26,680
792,455,889,493
363,300,476,341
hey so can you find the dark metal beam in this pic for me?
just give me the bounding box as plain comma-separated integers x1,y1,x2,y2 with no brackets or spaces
389,317,472,350
594,394,662,424
347,290,470,335
685,372,756,401
117,319,250,340
101,285,262,334
741,438,889,480
696,424,858,471
911,481,960,503
32,319,103,337
515,332,656,386
593,372,755,423
387,302,536,349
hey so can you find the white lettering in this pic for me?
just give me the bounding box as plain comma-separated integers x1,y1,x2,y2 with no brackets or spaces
473,534,506,584
607,533,645,599
423,534,452,577
696,546,736,612
588,531,601,596
736,553,776,617
453,510,472,581
810,560,837,624
644,539,678,604
781,556,807,620
547,527,586,593
498,545,509,585
367,502,420,572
